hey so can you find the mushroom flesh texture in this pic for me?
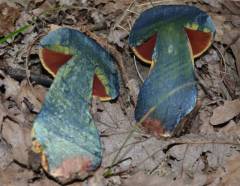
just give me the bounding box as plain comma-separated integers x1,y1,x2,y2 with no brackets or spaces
129,5,215,137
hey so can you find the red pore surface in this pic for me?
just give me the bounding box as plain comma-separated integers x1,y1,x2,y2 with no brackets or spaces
134,34,157,62
41,48,108,98
185,28,212,57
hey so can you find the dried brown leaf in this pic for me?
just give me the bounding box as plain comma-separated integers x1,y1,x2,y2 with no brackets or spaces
0,71,20,99
231,37,240,77
0,141,13,170
222,28,239,45
0,163,33,186
202,0,223,9
122,172,185,186
96,102,167,172
0,102,7,130
29,178,60,186
208,154,240,186
222,0,240,15
210,99,240,125
220,120,240,136
32,0,53,16
108,30,128,48
0,2,20,35
2,119,31,165
17,80,44,113
220,155,240,186
211,14,226,42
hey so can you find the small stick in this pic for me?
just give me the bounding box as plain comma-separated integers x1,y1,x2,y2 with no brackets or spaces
0,66,53,87
134,56,144,82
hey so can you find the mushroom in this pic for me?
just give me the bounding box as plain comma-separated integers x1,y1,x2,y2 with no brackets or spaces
129,5,215,137
32,28,119,183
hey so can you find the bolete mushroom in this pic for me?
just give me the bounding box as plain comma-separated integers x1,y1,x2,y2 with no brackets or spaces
32,28,119,183
129,5,215,137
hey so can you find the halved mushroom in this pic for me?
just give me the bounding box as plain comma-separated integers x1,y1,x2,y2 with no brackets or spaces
32,28,119,183
129,5,215,137
39,29,118,101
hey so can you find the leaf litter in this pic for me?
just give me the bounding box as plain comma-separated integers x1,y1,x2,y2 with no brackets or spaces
0,0,240,186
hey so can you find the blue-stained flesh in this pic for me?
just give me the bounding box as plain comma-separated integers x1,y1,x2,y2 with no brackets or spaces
32,28,119,182
129,5,215,136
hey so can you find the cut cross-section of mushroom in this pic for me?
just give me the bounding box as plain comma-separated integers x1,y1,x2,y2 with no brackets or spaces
129,5,215,137
32,28,119,183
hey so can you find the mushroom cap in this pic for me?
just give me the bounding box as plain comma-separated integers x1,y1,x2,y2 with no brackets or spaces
39,28,119,101
129,5,215,64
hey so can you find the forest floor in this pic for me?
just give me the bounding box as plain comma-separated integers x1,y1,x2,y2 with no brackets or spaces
0,0,240,186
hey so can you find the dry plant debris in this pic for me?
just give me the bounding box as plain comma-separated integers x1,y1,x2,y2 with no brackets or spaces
0,0,240,186
0,2,20,36
210,99,240,125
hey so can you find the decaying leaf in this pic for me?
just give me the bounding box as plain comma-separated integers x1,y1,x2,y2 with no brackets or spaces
220,155,240,186
122,172,183,186
0,2,20,35
0,163,33,186
222,0,240,15
108,30,128,48
211,14,226,42
202,0,223,9
231,37,240,77
0,141,13,170
17,80,44,113
210,99,240,125
0,102,7,129
0,70,20,99
2,118,31,165
28,178,60,186
208,154,240,186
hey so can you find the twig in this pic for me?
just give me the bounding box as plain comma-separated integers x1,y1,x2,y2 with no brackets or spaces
136,0,193,7
0,66,53,87
134,56,144,82
113,0,137,30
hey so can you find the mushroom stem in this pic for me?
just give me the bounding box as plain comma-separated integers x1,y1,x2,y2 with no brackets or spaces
135,26,197,135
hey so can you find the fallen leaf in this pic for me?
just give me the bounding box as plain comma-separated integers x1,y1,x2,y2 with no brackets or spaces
0,163,33,186
29,178,60,186
17,80,43,113
2,118,31,165
108,30,128,48
210,99,240,125
231,37,240,77
0,102,7,130
0,141,13,170
0,70,20,99
91,11,105,25
211,14,226,42
222,0,240,15
208,154,240,186
32,1,52,16
126,79,139,104
122,172,185,186
0,2,20,35
220,120,240,136
202,0,223,9
222,28,239,45
220,155,240,186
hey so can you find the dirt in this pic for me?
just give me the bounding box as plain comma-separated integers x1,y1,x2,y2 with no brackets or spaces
0,0,240,186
